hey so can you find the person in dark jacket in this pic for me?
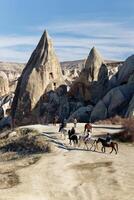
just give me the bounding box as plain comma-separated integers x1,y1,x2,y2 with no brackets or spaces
106,133,112,144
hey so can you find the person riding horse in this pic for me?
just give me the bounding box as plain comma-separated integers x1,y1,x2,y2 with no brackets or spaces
84,130,92,142
70,127,76,137
68,127,78,145
105,133,112,144
84,122,92,134
59,120,66,132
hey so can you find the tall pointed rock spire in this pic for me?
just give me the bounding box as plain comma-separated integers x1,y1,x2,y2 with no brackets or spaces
11,30,64,124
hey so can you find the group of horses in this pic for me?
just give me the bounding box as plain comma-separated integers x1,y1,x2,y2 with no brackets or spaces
60,126,118,154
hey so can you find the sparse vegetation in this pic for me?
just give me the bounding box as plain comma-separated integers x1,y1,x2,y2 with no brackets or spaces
0,127,51,189
0,128,51,154
95,116,134,142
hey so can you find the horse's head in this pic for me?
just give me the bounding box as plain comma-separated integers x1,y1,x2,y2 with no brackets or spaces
96,138,101,143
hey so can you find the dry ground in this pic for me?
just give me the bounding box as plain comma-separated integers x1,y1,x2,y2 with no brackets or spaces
0,123,133,200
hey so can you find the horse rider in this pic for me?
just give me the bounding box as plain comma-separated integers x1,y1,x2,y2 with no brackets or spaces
73,118,77,128
105,133,112,144
70,127,76,138
84,122,92,134
84,130,92,142
59,120,65,132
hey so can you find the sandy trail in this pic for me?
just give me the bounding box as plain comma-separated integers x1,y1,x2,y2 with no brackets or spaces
0,123,133,200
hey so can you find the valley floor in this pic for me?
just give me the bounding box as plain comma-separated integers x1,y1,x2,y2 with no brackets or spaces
0,123,133,200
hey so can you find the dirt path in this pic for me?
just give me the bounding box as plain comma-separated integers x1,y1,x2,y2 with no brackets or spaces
0,123,133,200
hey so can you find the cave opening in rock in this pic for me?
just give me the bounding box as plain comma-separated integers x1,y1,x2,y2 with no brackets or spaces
49,72,54,79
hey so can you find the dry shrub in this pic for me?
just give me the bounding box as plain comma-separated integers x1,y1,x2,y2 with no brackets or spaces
95,115,125,125
95,115,134,142
0,172,19,189
110,117,134,142
120,118,134,142
0,128,51,154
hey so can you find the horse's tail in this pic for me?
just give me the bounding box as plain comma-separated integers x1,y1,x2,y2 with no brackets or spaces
114,142,118,152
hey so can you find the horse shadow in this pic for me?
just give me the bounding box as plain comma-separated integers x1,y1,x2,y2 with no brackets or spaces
42,132,107,154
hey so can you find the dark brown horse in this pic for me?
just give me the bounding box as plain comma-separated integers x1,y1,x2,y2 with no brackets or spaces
68,130,78,146
96,138,118,154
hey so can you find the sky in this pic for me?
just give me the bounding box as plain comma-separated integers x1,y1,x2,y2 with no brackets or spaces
0,0,134,62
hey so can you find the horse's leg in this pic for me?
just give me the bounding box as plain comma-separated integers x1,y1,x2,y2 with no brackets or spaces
64,132,66,140
113,145,117,154
92,140,97,151
78,138,81,147
114,143,118,154
95,141,99,151
110,147,113,154
101,146,103,152
90,141,94,150
85,142,89,150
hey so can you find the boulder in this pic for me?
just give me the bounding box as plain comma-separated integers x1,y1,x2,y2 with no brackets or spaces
91,83,134,121
68,105,93,122
125,95,134,117
90,100,107,122
11,30,65,124
110,55,134,87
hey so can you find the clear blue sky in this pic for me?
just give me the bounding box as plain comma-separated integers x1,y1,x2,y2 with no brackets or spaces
0,0,134,62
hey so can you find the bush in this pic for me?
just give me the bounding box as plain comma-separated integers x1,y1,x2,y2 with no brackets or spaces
95,115,134,142
0,128,51,154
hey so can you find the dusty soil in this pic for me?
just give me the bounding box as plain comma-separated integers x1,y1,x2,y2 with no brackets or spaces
0,123,133,200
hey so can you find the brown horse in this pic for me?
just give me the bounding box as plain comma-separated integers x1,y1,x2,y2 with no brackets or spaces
96,138,118,154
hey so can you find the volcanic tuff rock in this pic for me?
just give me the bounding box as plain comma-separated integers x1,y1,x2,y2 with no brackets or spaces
90,83,134,122
109,55,134,88
11,30,65,124
125,95,134,117
0,62,24,92
68,105,93,122
69,47,109,104
0,71,9,96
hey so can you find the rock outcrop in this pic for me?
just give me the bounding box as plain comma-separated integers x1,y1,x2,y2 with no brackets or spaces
11,31,65,124
91,83,134,122
0,71,9,96
0,62,24,92
38,85,69,123
125,95,134,117
68,105,93,122
69,47,108,104
109,55,134,88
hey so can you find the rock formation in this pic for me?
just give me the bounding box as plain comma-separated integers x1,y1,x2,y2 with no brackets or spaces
125,95,134,117
11,30,65,124
90,83,134,122
68,105,93,122
0,71,9,96
109,55,134,88
69,47,109,104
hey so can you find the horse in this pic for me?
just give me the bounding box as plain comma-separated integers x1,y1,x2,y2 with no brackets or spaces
83,137,97,150
96,138,118,154
68,130,78,146
60,128,68,139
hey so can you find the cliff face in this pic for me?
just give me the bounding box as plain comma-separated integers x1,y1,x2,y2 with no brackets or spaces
11,31,64,124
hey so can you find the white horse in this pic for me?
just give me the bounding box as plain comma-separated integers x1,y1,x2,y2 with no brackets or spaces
60,128,68,140
78,134,97,150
